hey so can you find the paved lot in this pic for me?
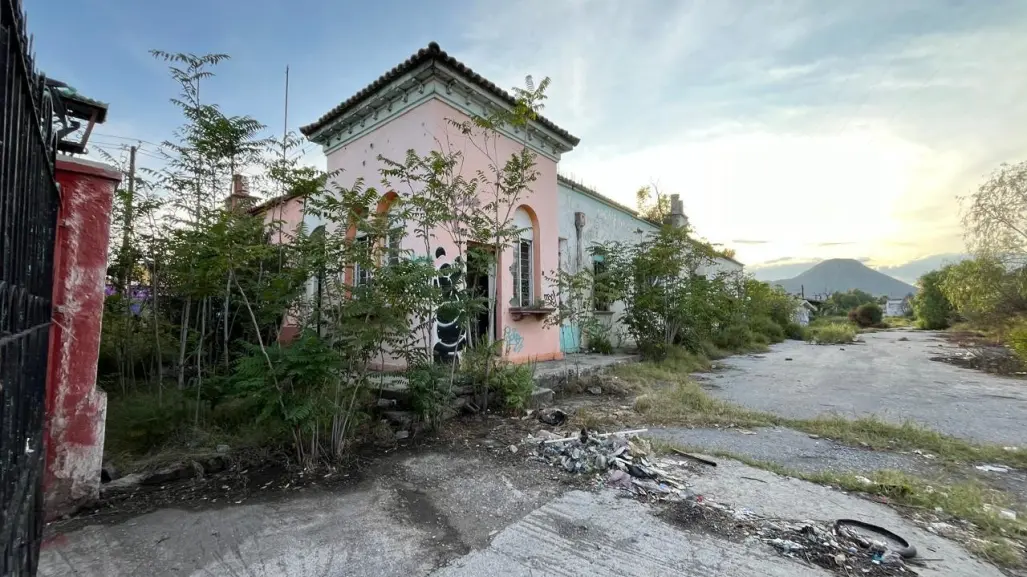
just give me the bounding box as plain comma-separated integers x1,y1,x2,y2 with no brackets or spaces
695,330,1027,446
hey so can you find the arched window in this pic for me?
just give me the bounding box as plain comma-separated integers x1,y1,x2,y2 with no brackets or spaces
387,202,404,266
512,207,535,307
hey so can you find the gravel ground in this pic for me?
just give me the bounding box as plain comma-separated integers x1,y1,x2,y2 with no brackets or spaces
697,330,1027,446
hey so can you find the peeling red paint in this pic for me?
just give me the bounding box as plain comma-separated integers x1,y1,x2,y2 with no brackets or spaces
43,156,120,520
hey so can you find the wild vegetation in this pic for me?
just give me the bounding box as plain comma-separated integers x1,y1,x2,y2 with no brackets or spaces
101,53,563,468
910,160,1027,362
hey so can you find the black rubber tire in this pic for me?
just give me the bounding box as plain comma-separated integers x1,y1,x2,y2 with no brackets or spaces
834,518,917,559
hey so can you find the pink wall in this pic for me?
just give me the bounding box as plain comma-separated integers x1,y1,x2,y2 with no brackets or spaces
323,99,562,365
45,156,120,519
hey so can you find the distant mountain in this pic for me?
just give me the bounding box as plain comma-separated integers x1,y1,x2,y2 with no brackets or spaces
772,258,916,298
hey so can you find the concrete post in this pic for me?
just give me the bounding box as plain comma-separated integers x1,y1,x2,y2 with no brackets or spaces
44,155,121,519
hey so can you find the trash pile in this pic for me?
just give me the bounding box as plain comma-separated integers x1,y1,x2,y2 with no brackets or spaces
529,428,699,502
665,498,922,576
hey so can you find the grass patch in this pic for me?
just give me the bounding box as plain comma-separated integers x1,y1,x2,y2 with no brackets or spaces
884,316,915,328
649,439,1027,568
805,323,857,344
632,380,774,428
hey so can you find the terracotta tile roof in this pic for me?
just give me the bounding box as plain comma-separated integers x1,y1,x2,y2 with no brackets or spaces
300,42,579,145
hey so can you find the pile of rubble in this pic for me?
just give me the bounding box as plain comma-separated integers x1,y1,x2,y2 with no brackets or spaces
527,428,698,502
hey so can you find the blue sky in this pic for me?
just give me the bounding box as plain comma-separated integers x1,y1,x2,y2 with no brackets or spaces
32,0,1027,276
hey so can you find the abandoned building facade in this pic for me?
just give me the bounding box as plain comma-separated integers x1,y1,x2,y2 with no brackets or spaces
263,43,741,366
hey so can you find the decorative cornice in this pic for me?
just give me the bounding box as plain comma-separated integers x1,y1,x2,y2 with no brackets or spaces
317,66,575,161
302,42,578,144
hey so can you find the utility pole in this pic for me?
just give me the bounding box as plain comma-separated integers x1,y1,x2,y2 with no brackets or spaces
119,145,137,292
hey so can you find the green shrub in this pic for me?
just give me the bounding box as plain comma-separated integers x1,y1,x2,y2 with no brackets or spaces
849,303,883,328
584,324,614,355
713,323,754,351
105,390,191,455
914,270,954,329
460,343,535,410
806,323,857,344
407,362,455,429
784,322,804,340
750,316,785,343
1008,321,1027,363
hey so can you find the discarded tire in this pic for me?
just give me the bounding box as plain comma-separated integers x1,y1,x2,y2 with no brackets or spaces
834,519,917,559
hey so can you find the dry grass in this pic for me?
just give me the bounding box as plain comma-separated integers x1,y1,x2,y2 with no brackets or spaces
805,323,858,344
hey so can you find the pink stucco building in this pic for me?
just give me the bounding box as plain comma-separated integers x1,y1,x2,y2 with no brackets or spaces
295,42,581,366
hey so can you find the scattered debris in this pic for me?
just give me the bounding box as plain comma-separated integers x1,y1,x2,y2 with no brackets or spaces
663,501,921,575
1004,446,1020,452
1000,509,1017,521
739,430,758,435
808,434,821,439
216,444,230,454
587,386,602,396
394,430,409,440
898,337,909,342
911,449,936,460
975,464,1010,473
670,448,717,467
508,444,518,454
854,475,875,486
531,429,692,502
537,408,567,426
784,358,793,361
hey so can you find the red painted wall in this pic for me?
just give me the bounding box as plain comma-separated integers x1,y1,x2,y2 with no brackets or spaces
44,156,120,519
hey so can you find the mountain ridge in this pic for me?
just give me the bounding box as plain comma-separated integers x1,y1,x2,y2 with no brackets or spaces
771,258,916,298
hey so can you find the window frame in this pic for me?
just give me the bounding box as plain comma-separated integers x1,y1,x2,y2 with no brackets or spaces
516,238,533,307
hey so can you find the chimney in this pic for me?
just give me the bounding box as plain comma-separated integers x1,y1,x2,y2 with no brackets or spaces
226,174,254,210
668,194,688,229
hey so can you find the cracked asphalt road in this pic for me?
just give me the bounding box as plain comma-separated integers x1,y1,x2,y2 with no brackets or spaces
694,330,1027,446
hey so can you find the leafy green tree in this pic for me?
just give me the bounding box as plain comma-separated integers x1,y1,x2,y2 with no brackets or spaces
914,270,954,329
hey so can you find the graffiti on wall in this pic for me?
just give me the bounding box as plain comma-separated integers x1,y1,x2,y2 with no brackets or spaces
503,325,524,353
431,246,467,362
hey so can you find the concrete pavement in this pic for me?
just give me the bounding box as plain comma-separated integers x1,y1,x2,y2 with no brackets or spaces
39,449,1003,577
697,330,1027,445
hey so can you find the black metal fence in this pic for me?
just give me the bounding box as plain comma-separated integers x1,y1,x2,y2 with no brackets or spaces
0,0,62,574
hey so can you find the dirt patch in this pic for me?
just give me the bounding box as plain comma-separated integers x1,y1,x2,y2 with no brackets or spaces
929,345,1027,376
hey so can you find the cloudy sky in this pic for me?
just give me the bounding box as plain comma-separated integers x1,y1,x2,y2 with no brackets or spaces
33,0,1027,277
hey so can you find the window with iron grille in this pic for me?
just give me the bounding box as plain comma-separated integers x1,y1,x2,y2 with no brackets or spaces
387,229,402,266
517,239,533,306
353,236,371,286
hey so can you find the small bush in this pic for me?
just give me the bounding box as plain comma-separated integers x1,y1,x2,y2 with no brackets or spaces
806,323,857,345
407,362,455,429
460,343,535,410
713,323,754,352
1008,321,1027,363
784,322,804,340
849,303,884,328
750,316,785,343
585,326,614,355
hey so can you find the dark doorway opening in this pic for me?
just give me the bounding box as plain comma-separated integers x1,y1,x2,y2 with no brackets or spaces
466,244,494,347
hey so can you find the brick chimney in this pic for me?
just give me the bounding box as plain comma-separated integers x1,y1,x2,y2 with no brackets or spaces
668,193,688,229
226,174,254,210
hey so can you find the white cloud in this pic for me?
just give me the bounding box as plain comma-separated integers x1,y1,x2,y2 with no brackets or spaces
456,0,1027,268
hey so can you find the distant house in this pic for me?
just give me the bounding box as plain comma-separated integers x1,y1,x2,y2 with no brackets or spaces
884,297,911,317
793,300,817,326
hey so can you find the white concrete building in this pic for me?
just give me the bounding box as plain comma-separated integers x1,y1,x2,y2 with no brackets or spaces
555,175,742,352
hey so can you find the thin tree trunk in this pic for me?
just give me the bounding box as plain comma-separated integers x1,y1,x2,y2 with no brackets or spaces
177,297,192,389
152,267,164,404
195,297,206,425
223,274,231,369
